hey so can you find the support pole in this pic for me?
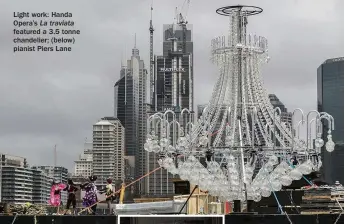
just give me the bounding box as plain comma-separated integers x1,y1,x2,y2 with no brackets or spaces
178,185,198,214
238,119,248,204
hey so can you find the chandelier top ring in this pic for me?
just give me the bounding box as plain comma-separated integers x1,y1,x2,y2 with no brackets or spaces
216,5,263,16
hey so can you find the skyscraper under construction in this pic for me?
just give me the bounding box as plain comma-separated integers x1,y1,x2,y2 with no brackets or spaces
152,24,194,112
145,23,194,196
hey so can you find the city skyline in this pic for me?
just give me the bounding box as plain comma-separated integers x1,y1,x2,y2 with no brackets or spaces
0,0,343,170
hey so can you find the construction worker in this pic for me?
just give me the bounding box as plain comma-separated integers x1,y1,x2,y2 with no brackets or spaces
23,202,32,214
100,178,114,215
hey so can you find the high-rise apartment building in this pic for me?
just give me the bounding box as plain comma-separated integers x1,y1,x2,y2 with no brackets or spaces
92,118,125,187
1,166,34,204
32,167,53,204
1,166,53,204
317,57,344,184
1,154,52,204
0,154,28,201
101,117,126,183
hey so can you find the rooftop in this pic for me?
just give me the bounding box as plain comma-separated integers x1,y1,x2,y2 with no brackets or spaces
95,120,113,126
322,57,344,64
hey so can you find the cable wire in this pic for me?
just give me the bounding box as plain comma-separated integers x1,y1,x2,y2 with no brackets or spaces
78,166,162,215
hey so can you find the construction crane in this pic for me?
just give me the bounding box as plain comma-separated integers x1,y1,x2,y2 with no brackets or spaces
176,0,190,54
149,2,155,106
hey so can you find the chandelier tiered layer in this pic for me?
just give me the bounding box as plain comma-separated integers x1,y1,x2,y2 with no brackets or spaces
144,5,335,203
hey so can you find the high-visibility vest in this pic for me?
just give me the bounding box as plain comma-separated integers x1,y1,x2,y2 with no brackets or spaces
105,184,113,196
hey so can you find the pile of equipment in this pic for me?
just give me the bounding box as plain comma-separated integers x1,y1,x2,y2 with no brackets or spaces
301,185,344,214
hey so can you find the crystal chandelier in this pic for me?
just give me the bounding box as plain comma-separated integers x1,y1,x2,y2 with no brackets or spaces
144,5,335,203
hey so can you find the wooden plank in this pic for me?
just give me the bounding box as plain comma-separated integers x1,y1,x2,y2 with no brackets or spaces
303,195,331,199
300,204,342,208
301,211,332,214
133,198,171,203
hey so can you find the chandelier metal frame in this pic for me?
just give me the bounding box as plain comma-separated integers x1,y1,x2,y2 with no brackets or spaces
144,5,335,205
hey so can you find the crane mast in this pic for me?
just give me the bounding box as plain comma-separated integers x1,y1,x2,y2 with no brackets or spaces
181,19,187,54
177,0,190,54
149,5,155,106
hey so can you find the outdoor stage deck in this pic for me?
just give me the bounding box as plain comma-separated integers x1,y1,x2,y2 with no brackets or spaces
0,214,343,224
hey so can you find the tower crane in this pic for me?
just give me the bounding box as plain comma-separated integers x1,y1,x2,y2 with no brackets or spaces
176,0,190,54
149,2,155,106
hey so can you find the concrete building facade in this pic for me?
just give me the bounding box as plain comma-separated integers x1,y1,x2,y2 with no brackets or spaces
92,118,125,187
0,155,53,204
1,166,34,204
74,149,93,178
0,154,28,201
32,166,68,203
102,117,126,183
32,166,68,184
32,167,53,204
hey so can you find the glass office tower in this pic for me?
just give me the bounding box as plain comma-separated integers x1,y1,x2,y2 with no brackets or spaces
114,45,147,185
317,57,344,185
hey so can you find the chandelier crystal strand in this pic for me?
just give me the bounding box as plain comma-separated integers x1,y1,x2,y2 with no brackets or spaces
145,5,335,203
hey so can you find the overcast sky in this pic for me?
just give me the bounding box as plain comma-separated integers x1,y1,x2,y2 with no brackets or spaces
0,0,343,171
